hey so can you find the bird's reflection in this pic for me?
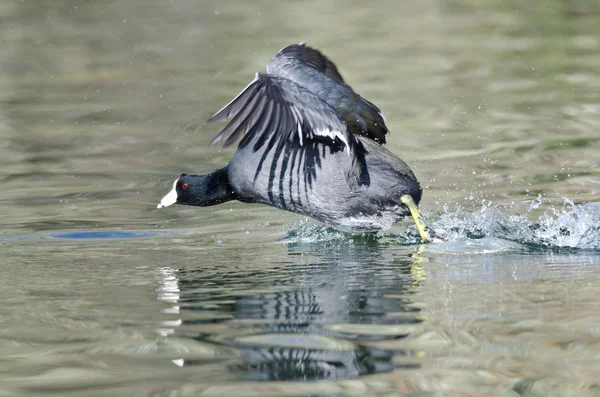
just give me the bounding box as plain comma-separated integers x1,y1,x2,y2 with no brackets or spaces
230,345,400,381
157,238,426,381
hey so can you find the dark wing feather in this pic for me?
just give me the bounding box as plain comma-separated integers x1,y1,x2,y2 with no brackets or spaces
209,73,354,152
268,44,388,144
275,42,345,84
208,73,367,184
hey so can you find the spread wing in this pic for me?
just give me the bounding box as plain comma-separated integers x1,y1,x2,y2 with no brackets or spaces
207,73,368,184
209,73,361,155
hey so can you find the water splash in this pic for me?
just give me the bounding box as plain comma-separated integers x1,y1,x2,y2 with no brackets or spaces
284,198,600,250
430,197,600,250
282,220,379,247
284,220,351,243
523,199,600,249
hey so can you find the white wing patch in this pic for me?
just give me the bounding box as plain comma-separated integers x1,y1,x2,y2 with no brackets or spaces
315,128,350,155
297,120,303,146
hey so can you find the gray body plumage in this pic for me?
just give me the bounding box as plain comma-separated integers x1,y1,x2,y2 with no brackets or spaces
228,135,420,232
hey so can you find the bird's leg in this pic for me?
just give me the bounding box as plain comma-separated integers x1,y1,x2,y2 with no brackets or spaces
400,195,432,243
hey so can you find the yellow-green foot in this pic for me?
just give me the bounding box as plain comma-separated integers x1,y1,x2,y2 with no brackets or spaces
400,194,432,243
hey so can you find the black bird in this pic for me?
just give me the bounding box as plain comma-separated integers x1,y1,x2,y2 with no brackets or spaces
158,43,430,241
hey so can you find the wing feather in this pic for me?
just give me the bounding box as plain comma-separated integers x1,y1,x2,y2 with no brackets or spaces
267,44,389,144
272,42,345,84
208,73,358,156
208,73,369,185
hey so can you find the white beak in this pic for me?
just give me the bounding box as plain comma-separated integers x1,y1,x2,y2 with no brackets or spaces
157,179,179,208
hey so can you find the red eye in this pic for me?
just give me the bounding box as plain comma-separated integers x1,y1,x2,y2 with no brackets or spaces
182,183,189,189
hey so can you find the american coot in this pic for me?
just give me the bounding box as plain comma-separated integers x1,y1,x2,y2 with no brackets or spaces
158,43,431,242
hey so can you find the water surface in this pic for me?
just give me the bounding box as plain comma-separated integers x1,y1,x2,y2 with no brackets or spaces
1,1,599,396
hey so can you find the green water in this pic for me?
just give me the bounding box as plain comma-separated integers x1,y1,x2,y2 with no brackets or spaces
1,1,599,396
